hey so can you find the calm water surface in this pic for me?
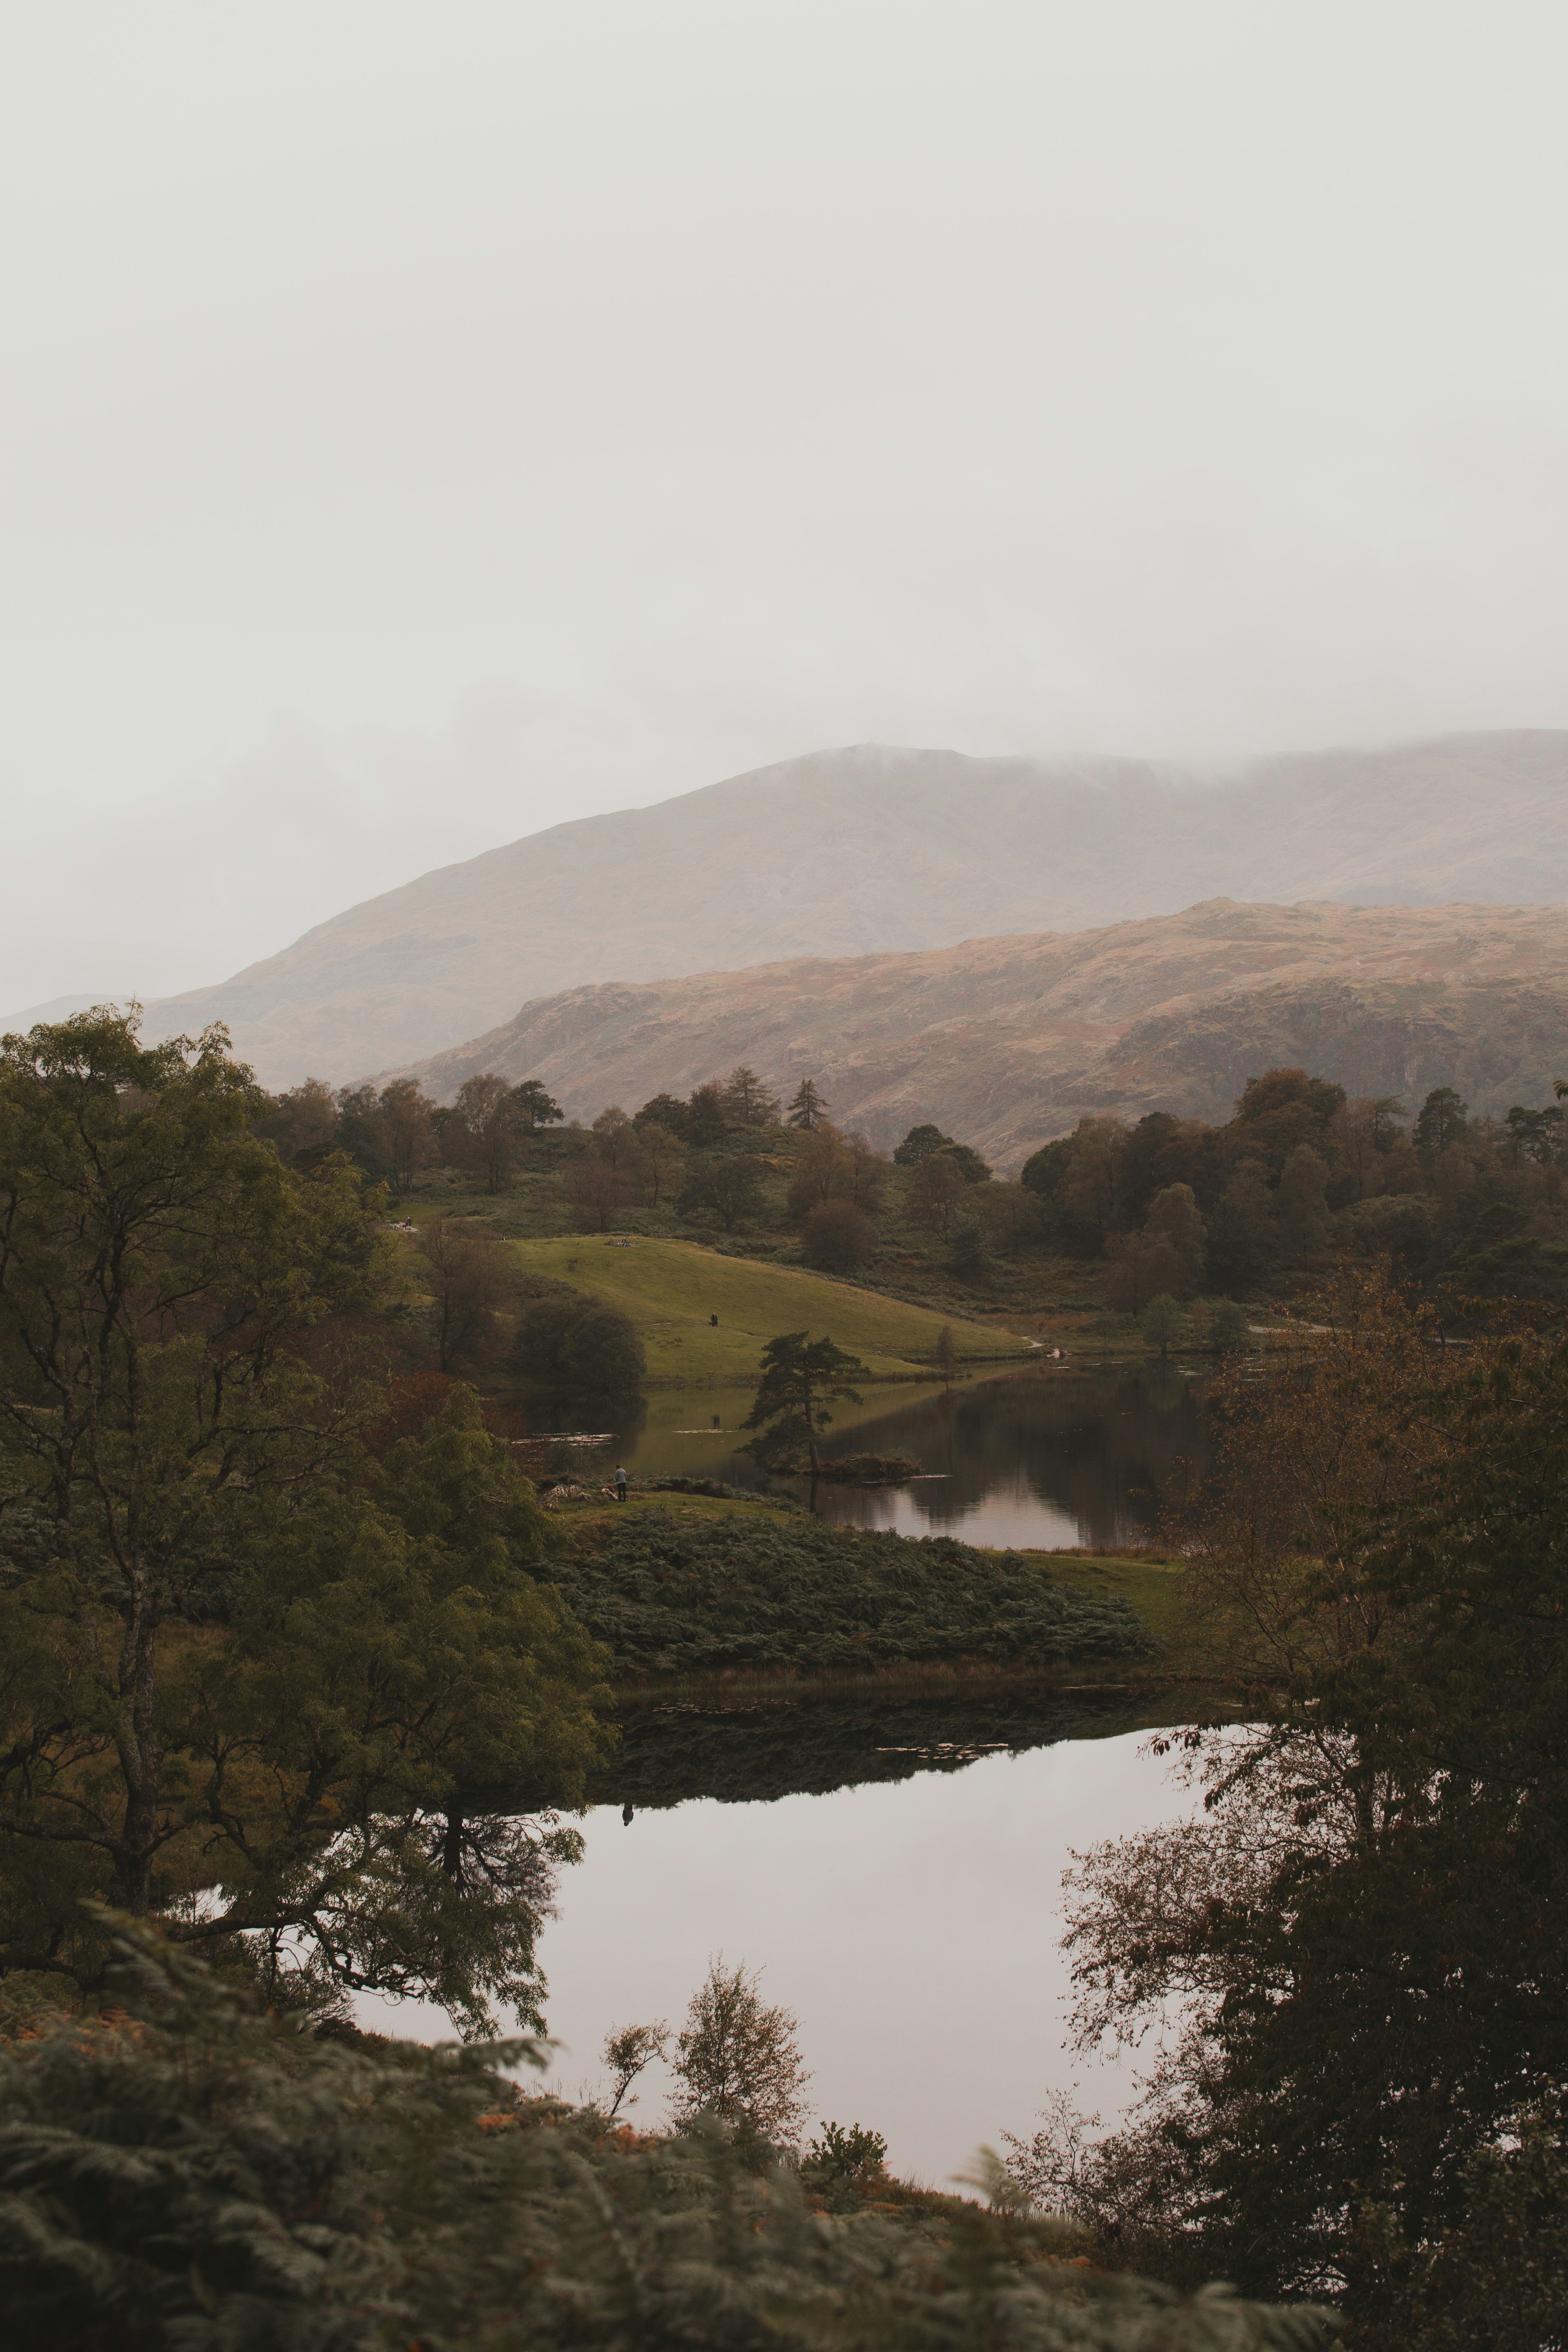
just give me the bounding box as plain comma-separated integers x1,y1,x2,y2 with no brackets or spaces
355,1374,1211,2170
360,1724,1196,2183
620,1365,1212,1548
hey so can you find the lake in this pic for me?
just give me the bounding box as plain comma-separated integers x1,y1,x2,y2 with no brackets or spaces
617,1364,1212,1548
360,1693,1203,2181
354,1367,1213,2173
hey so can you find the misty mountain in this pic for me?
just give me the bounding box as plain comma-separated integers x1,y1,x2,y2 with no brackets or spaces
107,728,1568,1085
395,898,1568,1169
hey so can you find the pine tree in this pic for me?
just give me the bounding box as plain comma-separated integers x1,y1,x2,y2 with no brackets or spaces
741,1331,869,1474
786,1077,827,1130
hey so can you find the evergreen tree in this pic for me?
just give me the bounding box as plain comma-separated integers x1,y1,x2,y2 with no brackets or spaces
1412,1083,1468,1161
741,1332,869,1475
721,1066,781,1127
786,1076,828,1130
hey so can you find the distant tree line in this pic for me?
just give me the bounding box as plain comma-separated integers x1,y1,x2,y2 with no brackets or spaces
261,1070,564,1194
1021,1067,1568,1312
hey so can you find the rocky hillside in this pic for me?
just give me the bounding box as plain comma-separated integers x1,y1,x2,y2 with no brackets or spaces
394,898,1568,1168
135,730,1568,1085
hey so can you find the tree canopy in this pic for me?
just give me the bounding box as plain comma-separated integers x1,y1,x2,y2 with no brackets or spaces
1043,1274,1568,2327
740,1331,871,1475
0,1011,608,2031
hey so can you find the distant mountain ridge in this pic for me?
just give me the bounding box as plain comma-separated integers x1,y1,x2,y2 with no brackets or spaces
392,898,1568,1169
107,729,1568,1087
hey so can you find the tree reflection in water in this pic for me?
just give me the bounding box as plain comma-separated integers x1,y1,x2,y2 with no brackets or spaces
618,1371,1212,1550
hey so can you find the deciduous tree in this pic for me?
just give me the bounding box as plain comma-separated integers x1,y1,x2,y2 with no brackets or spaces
417,1214,514,1370
0,1011,386,1938
1045,1277,1568,2318
906,1150,968,1239
635,1120,687,1206
799,1197,877,1273
453,1072,524,1193
564,1158,638,1232
1144,1181,1207,1294
1277,1142,1332,1260
669,1956,811,2147
257,1075,339,1163
679,1151,763,1231
379,1076,438,1193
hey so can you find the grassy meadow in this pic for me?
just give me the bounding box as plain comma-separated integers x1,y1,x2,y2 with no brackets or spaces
507,1232,1031,1385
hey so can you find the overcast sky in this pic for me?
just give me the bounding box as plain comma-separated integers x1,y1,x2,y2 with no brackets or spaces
4,2,1566,1011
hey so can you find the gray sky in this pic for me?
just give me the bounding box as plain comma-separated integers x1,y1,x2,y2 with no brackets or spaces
4,2,1567,1010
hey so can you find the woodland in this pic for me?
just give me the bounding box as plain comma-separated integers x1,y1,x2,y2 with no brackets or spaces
257,1051,1568,1390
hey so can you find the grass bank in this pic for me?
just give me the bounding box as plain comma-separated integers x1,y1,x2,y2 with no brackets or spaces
510,1233,1033,1385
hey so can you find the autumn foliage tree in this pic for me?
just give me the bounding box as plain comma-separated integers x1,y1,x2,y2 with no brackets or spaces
669,1956,811,2147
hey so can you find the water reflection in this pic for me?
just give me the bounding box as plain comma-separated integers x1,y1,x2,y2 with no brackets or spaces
615,1368,1210,1550
361,1733,1197,2182
591,1682,1168,1811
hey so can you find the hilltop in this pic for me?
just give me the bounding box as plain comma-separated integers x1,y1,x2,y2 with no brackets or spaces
116,728,1568,1085
390,896,1568,1167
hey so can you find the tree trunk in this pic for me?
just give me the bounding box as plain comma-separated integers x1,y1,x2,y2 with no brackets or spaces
111,1600,162,1913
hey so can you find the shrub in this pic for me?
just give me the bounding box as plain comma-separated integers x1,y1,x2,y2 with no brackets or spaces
800,1198,878,1272
802,2120,889,2188
0,1931,1331,2352
551,1510,1156,1678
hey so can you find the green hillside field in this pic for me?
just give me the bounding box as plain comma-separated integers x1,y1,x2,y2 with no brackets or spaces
508,1234,1036,1385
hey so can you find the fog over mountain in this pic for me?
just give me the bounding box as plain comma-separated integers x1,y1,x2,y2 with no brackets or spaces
68,729,1563,1089
394,897,1568,1171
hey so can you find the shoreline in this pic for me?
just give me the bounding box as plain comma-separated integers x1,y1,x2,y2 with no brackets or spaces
608,1659,1235,1711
